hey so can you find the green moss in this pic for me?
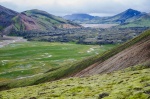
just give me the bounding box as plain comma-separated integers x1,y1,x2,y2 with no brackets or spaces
0,64,149,99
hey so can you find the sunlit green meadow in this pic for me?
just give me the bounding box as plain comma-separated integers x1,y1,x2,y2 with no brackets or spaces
0,42,115,81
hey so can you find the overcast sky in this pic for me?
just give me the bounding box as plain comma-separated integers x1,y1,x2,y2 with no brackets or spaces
0,0,150,16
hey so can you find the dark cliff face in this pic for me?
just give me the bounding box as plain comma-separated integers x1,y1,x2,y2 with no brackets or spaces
0,5,18,30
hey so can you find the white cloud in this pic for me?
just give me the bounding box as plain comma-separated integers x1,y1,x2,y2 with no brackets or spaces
0,0,150,16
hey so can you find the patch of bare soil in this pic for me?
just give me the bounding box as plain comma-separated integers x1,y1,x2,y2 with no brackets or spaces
19,14,40,30
0,36,27,48
74,36,150,77
62,24,81,29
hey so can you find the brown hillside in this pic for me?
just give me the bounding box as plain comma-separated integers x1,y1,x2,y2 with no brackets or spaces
75,35,150,77
17,14,41,30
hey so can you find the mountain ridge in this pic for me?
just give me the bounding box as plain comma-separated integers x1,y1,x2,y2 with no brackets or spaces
64,8,150,26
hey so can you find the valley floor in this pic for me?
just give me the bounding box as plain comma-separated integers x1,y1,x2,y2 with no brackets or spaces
0,41,116,89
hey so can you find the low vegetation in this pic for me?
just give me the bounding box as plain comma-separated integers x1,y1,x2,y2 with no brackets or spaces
10,27,149,44
0,63,149,99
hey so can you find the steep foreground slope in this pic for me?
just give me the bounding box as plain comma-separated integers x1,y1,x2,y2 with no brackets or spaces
0,63,150,99
75,30,150,77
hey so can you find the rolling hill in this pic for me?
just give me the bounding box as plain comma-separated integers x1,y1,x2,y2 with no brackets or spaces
0,30,149,99
22,9,81,30
0,5,81,35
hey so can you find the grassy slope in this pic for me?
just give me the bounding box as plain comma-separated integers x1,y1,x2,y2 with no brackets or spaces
0,42,115,90
53,29,150,78
24,10,79,30
0,63,150,99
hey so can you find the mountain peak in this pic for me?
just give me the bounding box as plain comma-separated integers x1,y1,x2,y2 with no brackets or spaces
126,8,136,11
124,8,141,15
112,8,143,23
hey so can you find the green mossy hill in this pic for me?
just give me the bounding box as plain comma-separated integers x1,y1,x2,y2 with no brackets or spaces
23,9,80,30
0,63,150,99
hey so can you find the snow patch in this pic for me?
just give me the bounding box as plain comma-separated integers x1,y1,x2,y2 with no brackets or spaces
87,48,95,53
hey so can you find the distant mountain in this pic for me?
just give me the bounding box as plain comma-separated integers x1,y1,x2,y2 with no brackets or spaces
0,5,81,35
63,13,102,24
64,9,150,26
0,5,18,31
120,14,150,27
64,13,95,22
106,9,145,24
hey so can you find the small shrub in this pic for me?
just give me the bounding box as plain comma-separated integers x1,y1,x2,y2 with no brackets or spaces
98,92,109,99
29,97,36,99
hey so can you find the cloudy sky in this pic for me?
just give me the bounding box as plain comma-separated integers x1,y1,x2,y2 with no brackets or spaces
0,0,150,16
